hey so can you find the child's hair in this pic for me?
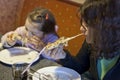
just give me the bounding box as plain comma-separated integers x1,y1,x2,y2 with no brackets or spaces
27,7,56,34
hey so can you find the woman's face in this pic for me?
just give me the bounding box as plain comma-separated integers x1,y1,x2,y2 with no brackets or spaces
25,18,44,39
80,20,95,44
80,21,88,36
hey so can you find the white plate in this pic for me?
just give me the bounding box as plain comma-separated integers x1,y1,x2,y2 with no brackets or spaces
0,47,39,65
32,66,81,80
0,43,3,50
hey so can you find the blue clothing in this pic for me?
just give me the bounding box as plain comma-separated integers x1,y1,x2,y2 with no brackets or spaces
42,33,59,44
5,33,59,49
1,26,59,48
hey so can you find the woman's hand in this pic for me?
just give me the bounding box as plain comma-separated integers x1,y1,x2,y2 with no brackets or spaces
42,44,66,60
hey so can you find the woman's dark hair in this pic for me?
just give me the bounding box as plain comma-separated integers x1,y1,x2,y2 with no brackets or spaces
80,0,120,58
27,7,56,34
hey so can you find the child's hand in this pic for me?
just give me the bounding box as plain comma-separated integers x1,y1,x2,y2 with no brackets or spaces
6,33,20,46
26,36,45,51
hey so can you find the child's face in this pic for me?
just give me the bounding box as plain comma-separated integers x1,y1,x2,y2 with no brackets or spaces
25,18,44,39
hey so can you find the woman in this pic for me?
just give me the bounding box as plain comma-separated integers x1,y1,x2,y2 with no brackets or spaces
42,0,120,80
1,7,59,52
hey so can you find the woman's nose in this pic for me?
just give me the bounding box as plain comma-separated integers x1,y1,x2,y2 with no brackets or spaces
80,26,88,35
80,26,85,32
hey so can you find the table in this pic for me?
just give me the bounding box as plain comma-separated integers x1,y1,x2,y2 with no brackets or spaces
0,50,60,80
0,43,61,80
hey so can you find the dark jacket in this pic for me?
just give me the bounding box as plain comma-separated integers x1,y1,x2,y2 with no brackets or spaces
59,40,120,80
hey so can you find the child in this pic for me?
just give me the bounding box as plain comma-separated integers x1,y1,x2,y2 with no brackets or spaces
1,7,59,52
